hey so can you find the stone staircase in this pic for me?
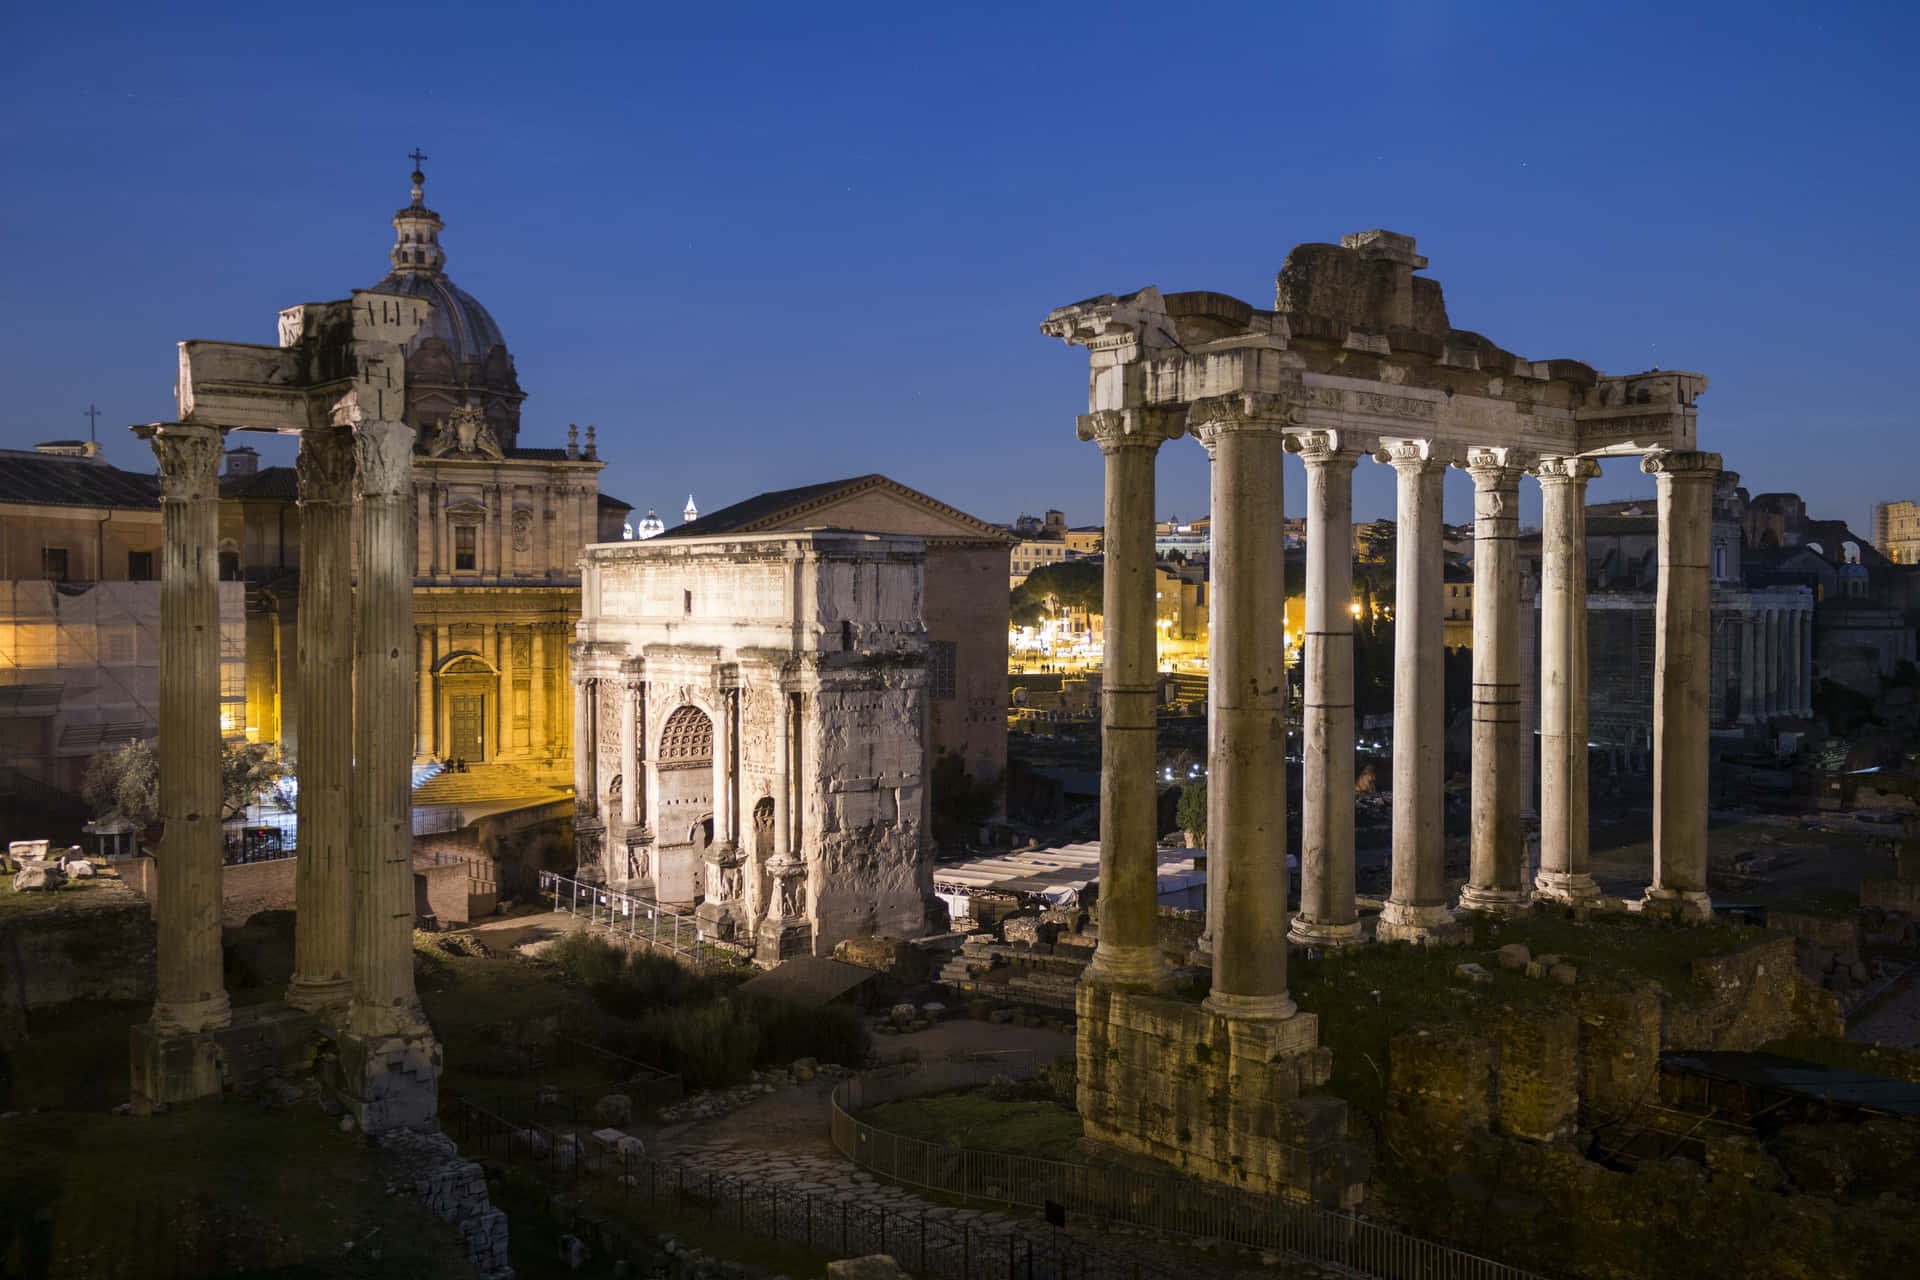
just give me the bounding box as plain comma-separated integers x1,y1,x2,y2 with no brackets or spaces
411,763,562,808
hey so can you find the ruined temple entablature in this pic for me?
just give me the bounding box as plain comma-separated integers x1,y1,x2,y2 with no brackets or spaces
1040,232,1705,461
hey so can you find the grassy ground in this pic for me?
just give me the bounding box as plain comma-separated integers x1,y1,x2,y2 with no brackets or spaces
1291,909,1768,1129
0,876,104,920
859,1089,1085,1160
0,1105,477,1280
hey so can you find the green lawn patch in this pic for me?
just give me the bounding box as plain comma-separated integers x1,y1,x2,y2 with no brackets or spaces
859,1089,1085,1160
0,876,102,920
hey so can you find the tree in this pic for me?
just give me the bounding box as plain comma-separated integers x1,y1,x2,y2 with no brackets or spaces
81,739,291,825
1011,558,1103,621
1175,780,1207,846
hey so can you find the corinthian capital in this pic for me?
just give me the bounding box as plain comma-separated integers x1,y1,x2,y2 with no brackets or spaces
1464,446,1529,490
296,426,357,507
1075,407,1184,453
1186,391,1302,448
1640,449,1723,478
1287,429,1368,471
353,419,416,500
1532,456,1603,485
138,423,226,502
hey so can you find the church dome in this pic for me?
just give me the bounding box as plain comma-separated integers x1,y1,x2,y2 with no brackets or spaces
368,164,526,450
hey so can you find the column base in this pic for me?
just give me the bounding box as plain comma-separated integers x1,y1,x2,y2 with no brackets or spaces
150,993,233,1037
1533,870,1602,904
1084,941,1171,992
348,996,433,1042
694,898,746,941
1375,901,1460,945
284,977,353,1017
1287,916,1366,949
1641,887,1714,922
1202,989,1299,1021
335,1027,443,1134
1457,884,1532,915
131,1002,321,1114
755,916,812,967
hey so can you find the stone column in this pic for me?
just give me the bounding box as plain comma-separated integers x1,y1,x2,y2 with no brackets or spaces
1789,605,1805,715
1378,442,1453,942
1289,433,1363,948
141,422,232,1036
712,686,734,850
573,677,595,807
531,627,549,756
620,678,639,829
1079,408,1182,989
1534,457,1602,903
1802,611,1816,714
416,628,435,760
1738,612,1757,725
1645,450,1722,918
346,418,430,1037
287,425,356,1013
1190,394,1294,1018
1459,450,1529,913
415,484,432,577
495,626,511,759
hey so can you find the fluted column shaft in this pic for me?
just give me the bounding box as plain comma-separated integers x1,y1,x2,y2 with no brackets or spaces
574,677,595,808
1290,436,1361,948
772,688,791,862
1647,450,1722,914
712,687,733,850
288,426,356,1013
1739,614,1757,724
531,628,549,756
1802,611,1815,713
1535,458,1601,903
416,629,434,759
348,419,429,1038
143,423,231,1035
1080,409,1179,990
620,678,639,828
1461,453,1528,912
1378,444,1452,942
1193,397,1293,1019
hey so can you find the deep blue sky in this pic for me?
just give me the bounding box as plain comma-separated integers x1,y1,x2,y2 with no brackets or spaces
3,1,1915,533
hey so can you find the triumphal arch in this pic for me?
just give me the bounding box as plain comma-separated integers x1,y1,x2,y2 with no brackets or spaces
1042,230,1716,1199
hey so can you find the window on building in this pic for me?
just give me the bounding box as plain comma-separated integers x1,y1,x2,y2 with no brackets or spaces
219,550,240,581
42,547,69,583
127,550,155,581
455,525,478,571
928,640,957,700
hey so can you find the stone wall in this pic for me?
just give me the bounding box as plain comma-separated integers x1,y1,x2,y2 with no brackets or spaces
120,853,302,926
2,878,156,1035
1075,985,1366,1207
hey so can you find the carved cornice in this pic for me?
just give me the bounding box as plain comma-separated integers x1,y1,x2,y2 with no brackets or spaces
1532,456,1603,485
1075,407,1185,453
295,426,357,506
138,423,226,502
1641,449,1723,478
353,419,415,500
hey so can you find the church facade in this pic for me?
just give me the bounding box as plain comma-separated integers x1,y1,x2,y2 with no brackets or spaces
228,170,629,781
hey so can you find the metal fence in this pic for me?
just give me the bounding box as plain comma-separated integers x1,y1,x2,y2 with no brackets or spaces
831,1076,1555,1280
540,871,755,971
447,1094,1184,1280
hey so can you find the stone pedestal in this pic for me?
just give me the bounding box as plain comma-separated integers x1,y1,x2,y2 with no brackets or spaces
1535,458,1603,904
1079,409,1182,991
131,1003,321,1114
335,1029,444,1134
1290,436,1363,948
1075,985,1366,1207
1459,451,1529,914
136,423,232,1070
1378,443,1454,943
695,846,747,940
1645,450,1722,920
288,426,356,1014
1192,395,1295,1018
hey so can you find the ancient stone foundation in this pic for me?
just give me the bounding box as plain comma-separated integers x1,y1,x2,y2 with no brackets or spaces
334,1030,445,1133
129,1004,321,1114
1075,986,1368,1207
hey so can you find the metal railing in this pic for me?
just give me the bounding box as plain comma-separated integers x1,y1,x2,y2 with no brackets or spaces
831,1076,1555,1280
447,1093,1189,1280
540,871,754,971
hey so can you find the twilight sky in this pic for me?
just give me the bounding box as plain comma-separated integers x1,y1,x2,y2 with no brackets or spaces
3,1,1915,535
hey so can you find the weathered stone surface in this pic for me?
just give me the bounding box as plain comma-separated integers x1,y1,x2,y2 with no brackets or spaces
594,1093,632,1126
1494,943,1531,970
1453,962,1492,984
1386,1027,1492,1163
1549,963,1578,986
1490,1009,1579,1143
11,863,64,892
826,1256,905,1280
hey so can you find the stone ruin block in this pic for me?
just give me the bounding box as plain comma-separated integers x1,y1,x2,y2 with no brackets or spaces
1490,1008,1580,1144
1386,1026,1493,1165
338,1030,443,1134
